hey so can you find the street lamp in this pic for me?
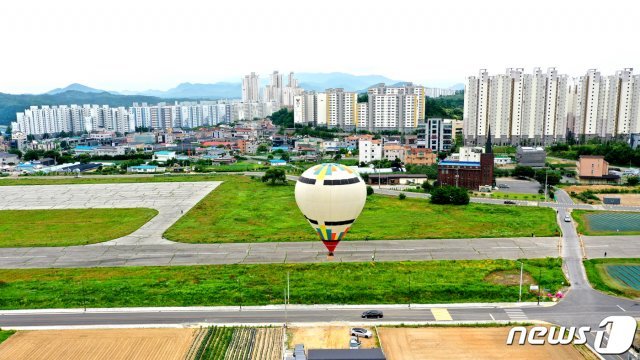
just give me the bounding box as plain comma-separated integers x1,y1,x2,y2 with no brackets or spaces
518,262,523,303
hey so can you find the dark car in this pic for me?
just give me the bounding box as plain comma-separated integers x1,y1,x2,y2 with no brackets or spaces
361,310,383,319
504,200,516,205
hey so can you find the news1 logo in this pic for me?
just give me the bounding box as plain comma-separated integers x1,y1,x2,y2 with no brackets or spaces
506,316,637,355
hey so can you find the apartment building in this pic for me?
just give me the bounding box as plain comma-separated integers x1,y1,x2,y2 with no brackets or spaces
293,83,426,131
242,72,260,103
464,67,640,145
358,139,382,163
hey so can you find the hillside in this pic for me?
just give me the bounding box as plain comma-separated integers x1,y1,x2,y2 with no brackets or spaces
0,91,168,125
426,92,464,120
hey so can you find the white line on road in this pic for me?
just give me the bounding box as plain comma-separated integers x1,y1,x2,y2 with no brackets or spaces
489,313,495,321
0,256,48,259
617,305,626,312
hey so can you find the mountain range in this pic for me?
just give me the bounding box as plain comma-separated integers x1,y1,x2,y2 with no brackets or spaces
0,73,462,125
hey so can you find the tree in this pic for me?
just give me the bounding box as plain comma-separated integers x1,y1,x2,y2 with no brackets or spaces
430,185,469,205
366,186,374,196
257,144,268,153
449,187,470,205
23,150,40,161
535,169,561,186
627,176,640,186
8,148,22,158
429,187,450,204
513,165,535,178
261,167,287,185
281,152,291,162
421,181,433,192
333,153,342,161
357,93,368,103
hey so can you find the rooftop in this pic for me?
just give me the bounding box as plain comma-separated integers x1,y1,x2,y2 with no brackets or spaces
439,160,481,167
307,348,386,360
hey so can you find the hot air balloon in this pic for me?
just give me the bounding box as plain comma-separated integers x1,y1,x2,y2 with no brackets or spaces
295,163,367,256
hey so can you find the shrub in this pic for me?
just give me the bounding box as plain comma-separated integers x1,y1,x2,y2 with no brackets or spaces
429,186,470,205
628,176,640,186
366,186,374,196
399,193,406,200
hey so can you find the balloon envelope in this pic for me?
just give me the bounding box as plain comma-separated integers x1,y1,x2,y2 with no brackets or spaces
295,163,367,254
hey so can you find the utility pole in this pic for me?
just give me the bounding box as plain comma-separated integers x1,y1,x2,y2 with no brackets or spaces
519,262,523,303
544,171,548,202
537,268,542,306
81,280,86,312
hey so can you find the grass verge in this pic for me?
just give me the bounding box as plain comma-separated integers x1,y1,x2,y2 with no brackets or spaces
0,330,15,345
0,208,158,247
165,177,559,243
0,259,565,309
472,192,546,201
584,258,640,298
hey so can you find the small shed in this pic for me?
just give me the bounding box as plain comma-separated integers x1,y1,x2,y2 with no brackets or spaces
603,197,621,205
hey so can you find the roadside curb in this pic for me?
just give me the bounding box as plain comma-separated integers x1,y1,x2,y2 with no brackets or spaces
0,302,556,316
1,320,552,331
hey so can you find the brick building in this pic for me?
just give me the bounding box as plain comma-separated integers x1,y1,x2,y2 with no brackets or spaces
437,134,494,190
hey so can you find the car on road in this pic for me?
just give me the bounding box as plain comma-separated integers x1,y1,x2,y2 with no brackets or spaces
361,310,383,319
498,184,510,189
564,215,571,222
351,328,373,338
504,200,516,205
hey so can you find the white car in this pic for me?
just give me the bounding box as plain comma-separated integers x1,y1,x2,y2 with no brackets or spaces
349,336,361,349
350,328,372,338
564,215,571,222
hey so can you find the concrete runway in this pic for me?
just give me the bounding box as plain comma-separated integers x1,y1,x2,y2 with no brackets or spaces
0,182,221,246
0,237,561,269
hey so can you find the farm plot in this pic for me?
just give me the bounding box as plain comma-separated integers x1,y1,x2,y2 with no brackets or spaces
0,328,197,360
187,326,283,360
607,266,640,290
288,326,378,349
573,211,640,235
378,327,588,360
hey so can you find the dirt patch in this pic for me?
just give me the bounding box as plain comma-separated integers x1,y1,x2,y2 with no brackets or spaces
564,184,637,193
0,328,197,360
289,326,377,350
378,327,588,360
596,194,640,206
484,270,535,286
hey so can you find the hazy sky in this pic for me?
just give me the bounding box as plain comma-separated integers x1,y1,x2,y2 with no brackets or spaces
1,0,639,94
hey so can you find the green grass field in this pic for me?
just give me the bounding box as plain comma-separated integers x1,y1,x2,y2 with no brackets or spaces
473,192,546,201
0,259,565,309
0,330,15,345
572,210,640,236
584,258,640,298
0,208,158,247
165,177,559,243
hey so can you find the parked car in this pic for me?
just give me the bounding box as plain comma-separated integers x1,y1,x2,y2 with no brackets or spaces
504,200,516,205
564,215,571,222
361,310,384,319
350,328,373,338
349,336,361,349
498,184,510,188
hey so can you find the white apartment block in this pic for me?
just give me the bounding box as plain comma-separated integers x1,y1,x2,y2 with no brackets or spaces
464,67,640,145
242,72,260,102
13,100,241,136
358,139,382,164
426,87,458,98
292,83,425,131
